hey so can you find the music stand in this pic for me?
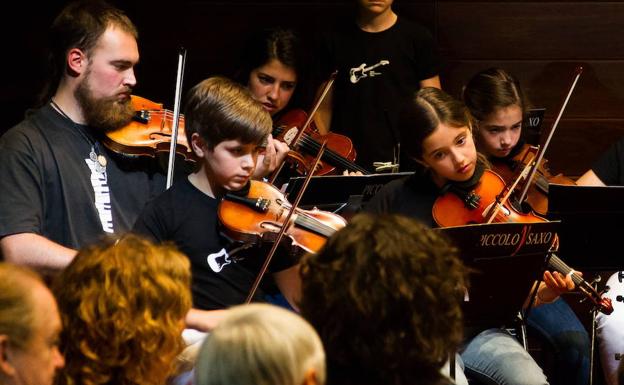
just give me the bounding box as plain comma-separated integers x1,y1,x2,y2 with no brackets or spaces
435,221,559,329
525,108,546,146
283,172,413,214
547,184,624,270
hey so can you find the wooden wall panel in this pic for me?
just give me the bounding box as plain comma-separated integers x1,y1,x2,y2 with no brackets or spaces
435,1,624,175
441,61,624,118
438,2,624,59
4,0,624,176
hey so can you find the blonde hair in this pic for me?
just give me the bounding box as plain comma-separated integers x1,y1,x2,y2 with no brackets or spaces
0,263,44,350
53,235,192,385
195,303,326,385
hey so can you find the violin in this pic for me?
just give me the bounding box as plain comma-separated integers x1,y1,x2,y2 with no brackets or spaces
432,168,613,315
493,66,583,216
102,95,197,166
432,168,545,227
274,109,369,176
218,179,347,255
491,143,575,216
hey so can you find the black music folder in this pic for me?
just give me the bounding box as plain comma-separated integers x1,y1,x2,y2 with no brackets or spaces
547,184,624,270
435,221,560,328
283,172,413,214
525,108,546,146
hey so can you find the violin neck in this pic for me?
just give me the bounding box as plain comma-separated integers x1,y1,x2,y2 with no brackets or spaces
272,126,370,174
548,254,583,287
294,214,337,238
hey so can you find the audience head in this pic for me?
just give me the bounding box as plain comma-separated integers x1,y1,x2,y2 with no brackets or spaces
195,303,325,385
53,235,192,385
300,213,467,385
0,263,64,385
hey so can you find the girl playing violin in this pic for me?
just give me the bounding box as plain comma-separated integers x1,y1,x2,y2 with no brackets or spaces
133,77,301,331
462,68,590,385
367,87,575,385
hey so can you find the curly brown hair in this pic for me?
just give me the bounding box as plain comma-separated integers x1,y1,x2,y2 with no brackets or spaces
53,235,192,385
299,213,467,385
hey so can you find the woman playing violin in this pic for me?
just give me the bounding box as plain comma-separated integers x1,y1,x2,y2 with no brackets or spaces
367,87,576,385
233,27,301,177
133,77,302,331
236,27,365,178
462,68,590,385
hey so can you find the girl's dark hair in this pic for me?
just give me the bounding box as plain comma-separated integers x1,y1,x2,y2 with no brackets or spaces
234,27,311,111
400,87,472,160
462,67,529,122
235,27,302,85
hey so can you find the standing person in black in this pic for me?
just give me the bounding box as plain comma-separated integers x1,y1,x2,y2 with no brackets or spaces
0,0,164,270
315,0,441,173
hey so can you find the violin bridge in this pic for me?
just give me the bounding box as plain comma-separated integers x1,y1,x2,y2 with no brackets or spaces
464,192,480,209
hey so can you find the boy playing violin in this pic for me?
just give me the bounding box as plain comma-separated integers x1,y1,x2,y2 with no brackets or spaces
462,68,590,385
367,87,576,385
133,76,301,331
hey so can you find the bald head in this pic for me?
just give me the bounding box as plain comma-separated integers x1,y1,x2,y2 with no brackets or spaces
0,263,45,348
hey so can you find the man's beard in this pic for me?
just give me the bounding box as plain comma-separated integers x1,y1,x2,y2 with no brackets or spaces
75,74,135,132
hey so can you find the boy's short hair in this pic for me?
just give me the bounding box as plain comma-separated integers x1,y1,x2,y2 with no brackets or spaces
195,303,326,385
184,76,272,149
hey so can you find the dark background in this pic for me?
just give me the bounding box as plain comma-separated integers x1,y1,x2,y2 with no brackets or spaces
4,0,624,177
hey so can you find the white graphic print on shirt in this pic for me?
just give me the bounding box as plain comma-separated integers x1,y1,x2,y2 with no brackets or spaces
349,59,390,84
207,248,232,272
85,157,113,233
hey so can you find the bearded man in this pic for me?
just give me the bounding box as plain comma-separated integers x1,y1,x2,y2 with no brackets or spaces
0,0,165,271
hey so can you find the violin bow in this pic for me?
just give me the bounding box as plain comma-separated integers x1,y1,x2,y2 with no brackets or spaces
485,156,536,223
166,47,187,189
517,66,583,203
268,71,338,185
245,139,328,304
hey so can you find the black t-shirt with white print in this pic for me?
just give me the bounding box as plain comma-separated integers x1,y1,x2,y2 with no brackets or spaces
318,17,439,172
133,177,297,310
0,104,164,249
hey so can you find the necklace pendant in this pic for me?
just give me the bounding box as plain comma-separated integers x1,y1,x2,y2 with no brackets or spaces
90,148,107,174
97,155,107,168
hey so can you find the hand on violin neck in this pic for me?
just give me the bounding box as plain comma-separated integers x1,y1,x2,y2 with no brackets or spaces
538,270,580,304
252,134,290,179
